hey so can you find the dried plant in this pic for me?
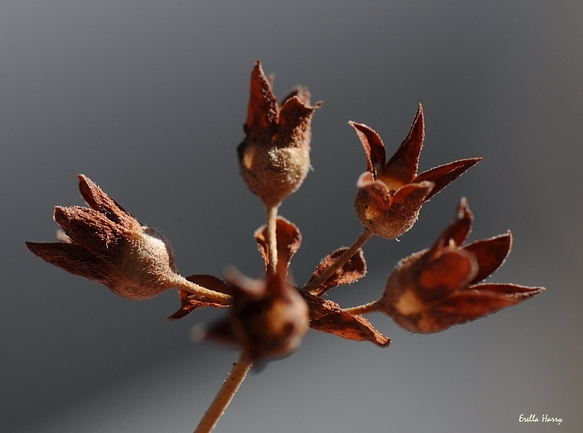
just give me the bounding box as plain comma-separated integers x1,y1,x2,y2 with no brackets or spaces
26,61,544,432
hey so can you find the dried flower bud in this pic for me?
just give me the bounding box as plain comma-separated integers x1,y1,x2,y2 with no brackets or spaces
26,174,182,300
202,269,309,362
378,198,545,333
351,104,481,239
238,61,322,208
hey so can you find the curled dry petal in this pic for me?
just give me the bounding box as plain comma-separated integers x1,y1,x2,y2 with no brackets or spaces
53,206,124,258
414,158,483,200
25,241,109,283
310,311,390,347
255,216,301,279
77,174,138,230
384,103,424,184
463,233,512,285
378,199,545,333
351,104,481,239
245,62,278,139
350,121,386,175
426,283,544,332
306,247,366,297
299,290,390,347
429,197,473,253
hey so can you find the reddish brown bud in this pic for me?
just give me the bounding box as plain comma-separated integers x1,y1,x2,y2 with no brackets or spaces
351,104,481,239
378,198,545,333
26,175,181,300
202,269,309,361
238,61,322,208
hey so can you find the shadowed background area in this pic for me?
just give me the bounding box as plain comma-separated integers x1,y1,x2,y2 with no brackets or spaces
2,1,582,432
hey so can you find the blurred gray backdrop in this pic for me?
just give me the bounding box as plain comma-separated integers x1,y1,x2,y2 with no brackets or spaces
2,1,582,432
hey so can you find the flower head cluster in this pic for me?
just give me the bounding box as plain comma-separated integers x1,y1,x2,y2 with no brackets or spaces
26,62,545,372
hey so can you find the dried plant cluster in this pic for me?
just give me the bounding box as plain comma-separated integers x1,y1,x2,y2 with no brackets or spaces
26,61,545,432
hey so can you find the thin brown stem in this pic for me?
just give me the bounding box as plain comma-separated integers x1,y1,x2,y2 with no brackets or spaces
343,299,382,315
170,275,231,305
194,352,253,433
195,204,280,432
303,228,374,295
265,204,279,277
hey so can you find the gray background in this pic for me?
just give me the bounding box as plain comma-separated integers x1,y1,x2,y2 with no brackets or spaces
2,1,582,432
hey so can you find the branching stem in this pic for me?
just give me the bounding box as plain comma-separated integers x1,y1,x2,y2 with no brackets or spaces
195,204,282,431
265,204,280,277
194,352,253,433
304,228,373,295
171,275,231,305
343,299,382,315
